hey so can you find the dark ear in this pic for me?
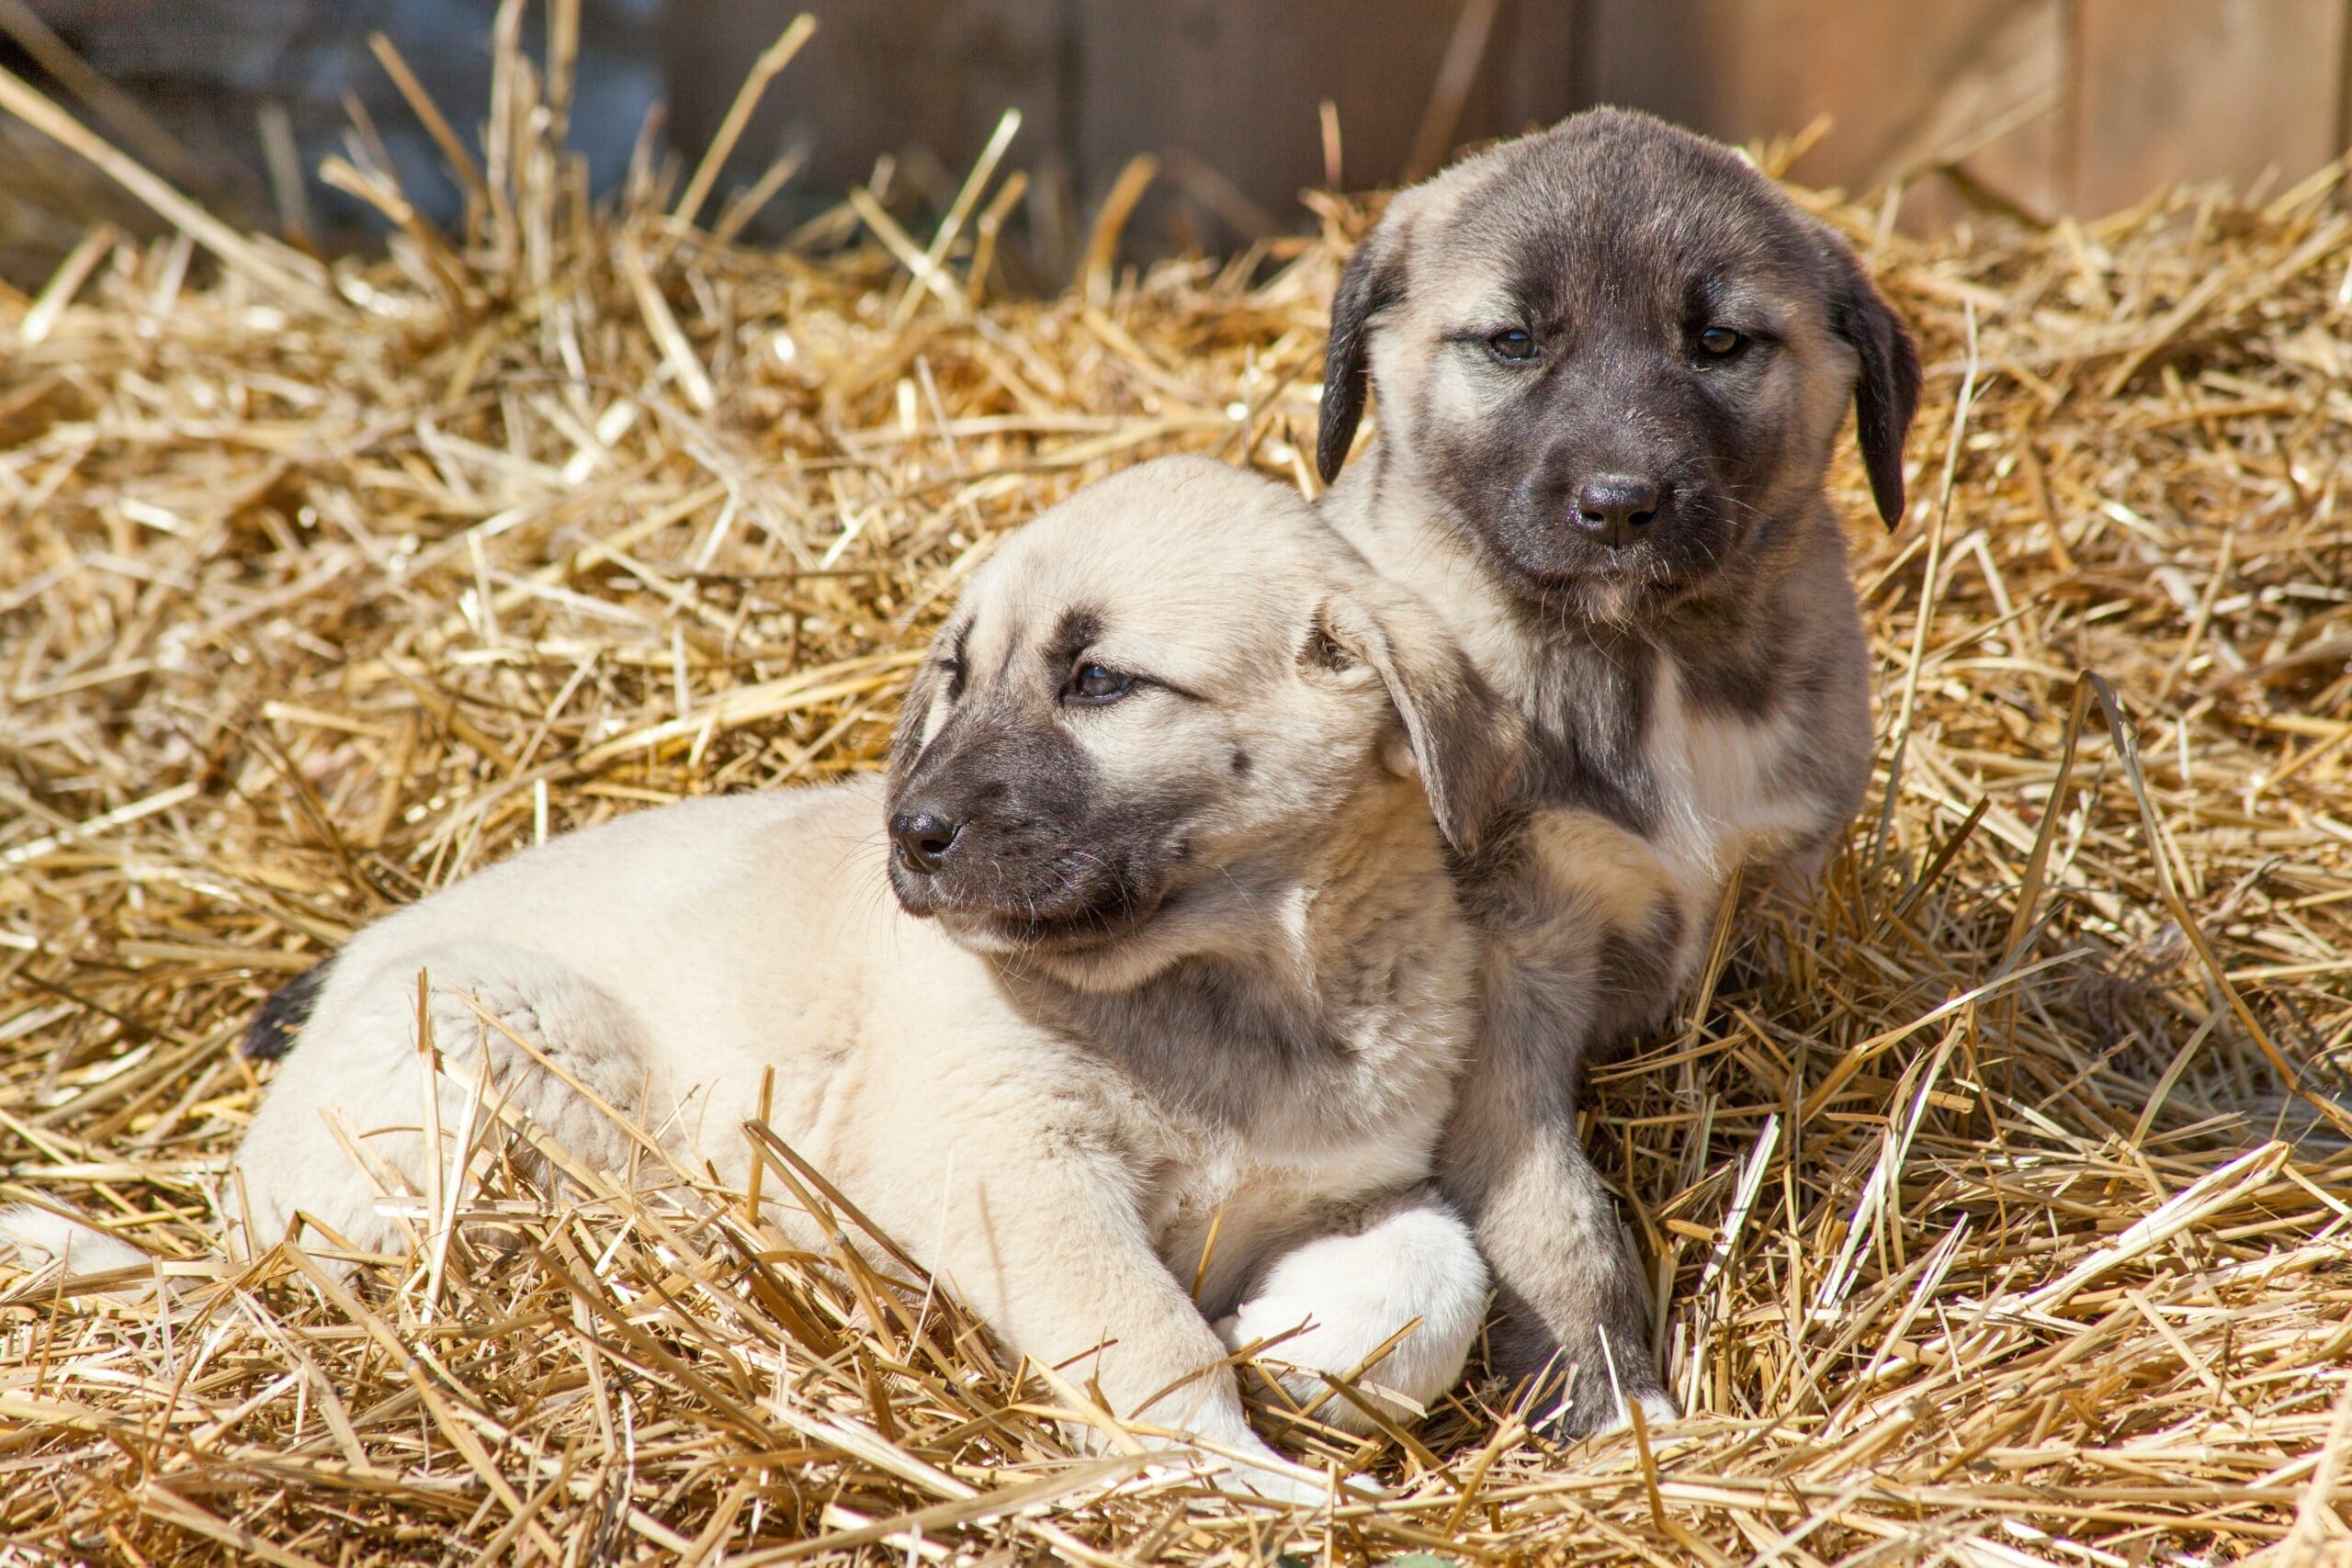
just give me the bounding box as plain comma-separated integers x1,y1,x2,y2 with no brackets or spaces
1822,234,1922,528
1317,221,1406,485
1312,584,1522,855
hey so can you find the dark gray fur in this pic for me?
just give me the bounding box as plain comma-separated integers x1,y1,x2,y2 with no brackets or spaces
241,955,337,1061
1317,108,1920,1434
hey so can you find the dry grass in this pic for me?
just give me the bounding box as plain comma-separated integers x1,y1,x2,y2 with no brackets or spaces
6,18,2352,1567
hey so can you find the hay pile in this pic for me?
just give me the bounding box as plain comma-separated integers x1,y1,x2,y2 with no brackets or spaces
6,22,2352,1566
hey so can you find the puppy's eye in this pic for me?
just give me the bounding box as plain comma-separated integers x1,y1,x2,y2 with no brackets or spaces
1696,325,1747,358
1066,663,1134,705
1487,327,1537,362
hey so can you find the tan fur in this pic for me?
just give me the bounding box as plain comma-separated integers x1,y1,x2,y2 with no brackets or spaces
1314,109,1919,1434
222,458,1510,1502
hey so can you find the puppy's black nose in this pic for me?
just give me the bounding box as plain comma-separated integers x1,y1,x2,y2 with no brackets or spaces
1576,474,1661,548
889,809,961,874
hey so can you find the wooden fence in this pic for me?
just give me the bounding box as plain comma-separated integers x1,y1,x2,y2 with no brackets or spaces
663,0,2352,245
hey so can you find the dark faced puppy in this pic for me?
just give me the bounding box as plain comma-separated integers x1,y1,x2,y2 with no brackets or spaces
1323,107,1917,634
1315,108,1920,1438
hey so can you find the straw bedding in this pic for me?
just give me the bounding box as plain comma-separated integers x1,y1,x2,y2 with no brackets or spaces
4,25,2352,1567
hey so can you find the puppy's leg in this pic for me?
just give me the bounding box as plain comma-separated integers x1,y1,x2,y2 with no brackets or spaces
1217,1188,1487,1437
1450,1105,1674,1438
1442,847,1677,1438
232,942,659,1267
893,1133,1331,1505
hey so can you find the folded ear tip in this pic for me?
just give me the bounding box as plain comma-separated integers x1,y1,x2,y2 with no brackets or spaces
1316,411,1362,485
1867,460,1906,528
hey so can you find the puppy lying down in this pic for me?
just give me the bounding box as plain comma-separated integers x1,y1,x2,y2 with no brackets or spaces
183,458,1516,1499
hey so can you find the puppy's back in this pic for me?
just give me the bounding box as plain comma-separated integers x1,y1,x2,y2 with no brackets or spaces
231,779,998,1251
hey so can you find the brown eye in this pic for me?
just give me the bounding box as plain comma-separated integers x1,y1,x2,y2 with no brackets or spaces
1067,663,1133,705
1488,327,1537,361
1697,325,1746,357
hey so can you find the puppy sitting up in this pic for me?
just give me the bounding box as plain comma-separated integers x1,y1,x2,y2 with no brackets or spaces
1315,107,1923,1434
211,457,1517,1501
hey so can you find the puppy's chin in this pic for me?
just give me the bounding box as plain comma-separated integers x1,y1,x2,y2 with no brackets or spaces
1492,522,1749,626
893,875,1189,987
933,883,1229,995
1004,923,1194,993
1507,557,1688,627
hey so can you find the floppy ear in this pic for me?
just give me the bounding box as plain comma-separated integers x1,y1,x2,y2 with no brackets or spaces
1310,584,1522,855
1317,221,1407,485
1822,235,1922,528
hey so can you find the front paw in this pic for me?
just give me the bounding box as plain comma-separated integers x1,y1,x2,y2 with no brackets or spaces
1533,1384,1679,1441
1492,1323,1678,1440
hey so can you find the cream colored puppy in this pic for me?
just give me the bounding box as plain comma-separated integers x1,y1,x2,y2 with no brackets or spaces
178,458,1517,1501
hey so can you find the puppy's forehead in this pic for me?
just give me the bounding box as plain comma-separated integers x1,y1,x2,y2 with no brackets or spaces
955,459,1339,677
1416,112,1822,309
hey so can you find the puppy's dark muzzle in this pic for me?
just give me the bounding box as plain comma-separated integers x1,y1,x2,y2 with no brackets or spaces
1492,449,1724,595
885,705,1186,949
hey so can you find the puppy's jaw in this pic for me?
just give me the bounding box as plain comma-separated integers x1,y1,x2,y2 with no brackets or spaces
928,858,1276,994
928,791,1411,997
923,878,1172,957
990,888,1216,992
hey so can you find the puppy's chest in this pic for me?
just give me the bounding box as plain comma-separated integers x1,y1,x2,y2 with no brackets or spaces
1130,1021,1456,1278
1639,660,1817,889
1140,1043,1451,1191
1522,647,1811,892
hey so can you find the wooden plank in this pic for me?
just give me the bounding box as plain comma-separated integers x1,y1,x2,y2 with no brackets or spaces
1492,0,1592,141
1869,0,2068,229
655,0,2352,253
660,0,1066,210
2071,0,2348,213
1074,0,1580,252
1580,0,2064,227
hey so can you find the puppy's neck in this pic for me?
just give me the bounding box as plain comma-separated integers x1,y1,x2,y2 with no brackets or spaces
1234,772,1461,1001
989,780,1470,1129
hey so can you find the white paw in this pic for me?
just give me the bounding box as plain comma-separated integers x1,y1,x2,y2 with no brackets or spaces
1576,1389,1680,1439
1216,1205,1487,1437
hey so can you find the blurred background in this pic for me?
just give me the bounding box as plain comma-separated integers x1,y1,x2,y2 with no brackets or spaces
4,0,2350,287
